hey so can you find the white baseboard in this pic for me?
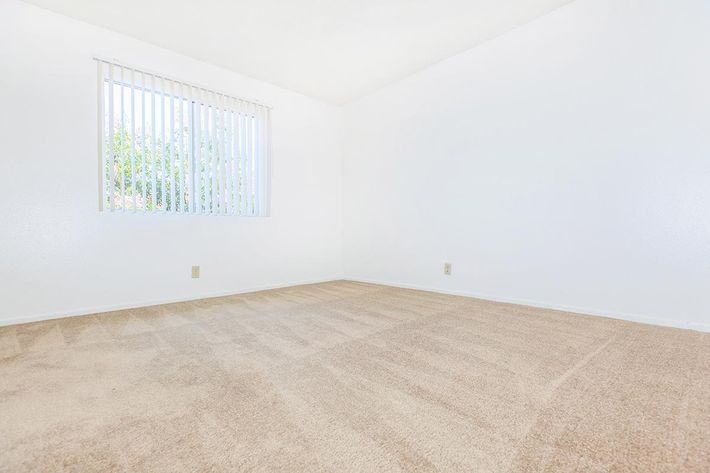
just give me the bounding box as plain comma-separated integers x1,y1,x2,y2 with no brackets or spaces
5,277,707,334
348,278,710,333
0,277,340,327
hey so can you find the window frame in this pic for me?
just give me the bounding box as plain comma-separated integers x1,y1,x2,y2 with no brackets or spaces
96,58,271,217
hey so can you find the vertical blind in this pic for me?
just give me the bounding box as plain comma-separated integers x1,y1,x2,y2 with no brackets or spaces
96,59,270,216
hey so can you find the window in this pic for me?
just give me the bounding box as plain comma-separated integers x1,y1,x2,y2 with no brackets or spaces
96,59,270,216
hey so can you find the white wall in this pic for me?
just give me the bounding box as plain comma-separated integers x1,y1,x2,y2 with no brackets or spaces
2,0,708,332
0,0,343,325
342,0,710,331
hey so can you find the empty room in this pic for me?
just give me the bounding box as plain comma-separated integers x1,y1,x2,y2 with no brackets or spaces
1,0,708,471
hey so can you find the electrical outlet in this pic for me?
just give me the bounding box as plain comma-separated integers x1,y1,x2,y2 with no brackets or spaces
444,263,452,276
191,266,200,279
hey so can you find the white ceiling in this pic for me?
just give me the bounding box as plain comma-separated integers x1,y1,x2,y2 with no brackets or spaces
22,0,572,104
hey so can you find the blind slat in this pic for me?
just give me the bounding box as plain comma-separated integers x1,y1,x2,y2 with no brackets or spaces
246,102,253,215
160,77,167,210
130,68,136,211
239,101,247,215
214,93,222,214
221,95,228,215
169,79,175,212
254,106,262,215
230,102,237,215
212,92,219,214
195,87,203,213
141,71,147,209
187,85,195,213
107,63,115,211
151,74,157,213
119,66,125,209
200,90,207,213
208,91,215,213
178,82,185,213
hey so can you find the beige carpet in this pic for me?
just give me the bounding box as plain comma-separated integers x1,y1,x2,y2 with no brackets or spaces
0,281,708,472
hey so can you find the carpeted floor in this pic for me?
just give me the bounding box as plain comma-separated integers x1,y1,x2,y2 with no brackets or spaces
0,281,708,472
